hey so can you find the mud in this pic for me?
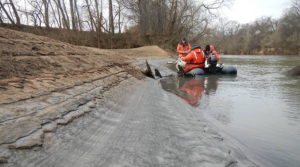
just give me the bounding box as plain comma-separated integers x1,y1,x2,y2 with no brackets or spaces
4,75,257,167
0,27,258,166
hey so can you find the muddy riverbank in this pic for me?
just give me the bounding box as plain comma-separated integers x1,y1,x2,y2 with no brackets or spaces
1,62,258,167
0,27,258,166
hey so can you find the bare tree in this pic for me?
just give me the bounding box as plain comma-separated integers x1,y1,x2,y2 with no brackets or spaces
108,0,114,34
54,0,70,29
0,7,3,23
74,0,82,30
168,0,178,35
8,0,20,24
84,0,96,31
42,0,50,27
62,0,70,26
0,1,15,24
94,0,102,32
292,0,300,16
69,0,77,30
115,0,123,33
49,0,62,28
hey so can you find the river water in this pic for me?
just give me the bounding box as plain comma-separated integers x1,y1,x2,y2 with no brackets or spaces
160,55,300,167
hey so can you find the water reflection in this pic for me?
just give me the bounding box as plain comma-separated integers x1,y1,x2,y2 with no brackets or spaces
160,76,219,107
161,56,300,167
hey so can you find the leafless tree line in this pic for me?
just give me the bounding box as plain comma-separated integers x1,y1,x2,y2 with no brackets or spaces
0,0,299,53
201,0,300,54
0,0,227,38
0,0,122,34
119,0,227,40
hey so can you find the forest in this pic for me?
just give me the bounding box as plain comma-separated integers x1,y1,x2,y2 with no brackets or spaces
0,0,299,55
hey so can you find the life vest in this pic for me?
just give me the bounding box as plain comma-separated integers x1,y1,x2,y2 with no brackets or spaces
181,48,205,72
177,43,191,58
210,45,220,61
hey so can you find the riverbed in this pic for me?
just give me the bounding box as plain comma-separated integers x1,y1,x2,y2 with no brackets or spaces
160,55,300,167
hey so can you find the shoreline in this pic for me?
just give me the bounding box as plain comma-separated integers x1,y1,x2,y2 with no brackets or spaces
0,27,258,166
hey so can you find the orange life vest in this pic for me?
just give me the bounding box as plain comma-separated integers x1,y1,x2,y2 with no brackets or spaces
177,43,191,58
210,45,220,61
181,48,205,72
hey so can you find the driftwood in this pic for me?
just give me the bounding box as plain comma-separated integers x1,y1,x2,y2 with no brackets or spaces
143,60,155,79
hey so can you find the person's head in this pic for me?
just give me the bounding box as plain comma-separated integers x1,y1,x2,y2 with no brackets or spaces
210,45,215,51
181,38,187,45
205,45,211,52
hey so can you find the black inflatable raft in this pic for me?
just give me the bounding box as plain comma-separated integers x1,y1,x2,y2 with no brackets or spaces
185,65,237,76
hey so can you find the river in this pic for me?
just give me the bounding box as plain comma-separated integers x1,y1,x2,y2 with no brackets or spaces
160,55,300,167
6,55,299,167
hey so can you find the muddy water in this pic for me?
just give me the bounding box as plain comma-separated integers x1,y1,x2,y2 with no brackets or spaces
160,55,300,167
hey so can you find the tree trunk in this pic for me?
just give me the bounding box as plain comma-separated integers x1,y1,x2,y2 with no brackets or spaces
55,0,70,29
116,0,121,33
94,0,101,32
0,13,3,23
108,0,114,34
62,0,70,28
0,2,15,24
42,0,50,27
9,0,20,24
84,0,96,31
50,1,61,28
69,0,77,30
94,0,101,47
169,0,177,35
31,13,37,26
74,0,82,30
137,0,150,33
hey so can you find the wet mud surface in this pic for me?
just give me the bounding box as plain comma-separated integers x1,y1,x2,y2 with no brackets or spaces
0,58,258,167
6,79,257,167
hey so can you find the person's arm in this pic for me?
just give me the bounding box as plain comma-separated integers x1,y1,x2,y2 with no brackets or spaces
181,51,194,63
177,44,184,53
213,51,220,61
185,43,191,53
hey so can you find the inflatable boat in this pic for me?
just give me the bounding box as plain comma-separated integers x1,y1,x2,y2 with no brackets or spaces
176,54,237,76
143,57,237,79
182,64,237,76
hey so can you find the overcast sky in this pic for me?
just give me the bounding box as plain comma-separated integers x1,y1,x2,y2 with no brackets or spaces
221,0,291,23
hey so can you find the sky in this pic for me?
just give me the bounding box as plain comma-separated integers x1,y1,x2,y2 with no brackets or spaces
221,0,291,23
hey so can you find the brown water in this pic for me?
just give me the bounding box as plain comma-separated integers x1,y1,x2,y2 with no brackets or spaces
160,55,300,167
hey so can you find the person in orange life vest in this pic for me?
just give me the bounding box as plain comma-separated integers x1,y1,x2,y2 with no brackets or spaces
176,38,191,58
177,77,205,107
180,45,206,73
204,44,220,62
